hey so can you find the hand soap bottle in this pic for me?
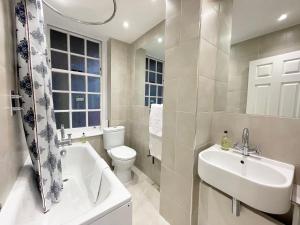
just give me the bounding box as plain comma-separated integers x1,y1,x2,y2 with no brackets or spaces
81,132,87,143
221,130,231,150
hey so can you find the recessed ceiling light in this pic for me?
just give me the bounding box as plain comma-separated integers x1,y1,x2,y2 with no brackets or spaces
278,14,287,22
157,37,163,43
123,21,129,29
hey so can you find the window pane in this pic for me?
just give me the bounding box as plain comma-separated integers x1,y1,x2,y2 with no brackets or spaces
145,97,149,106
145,71,148,82
55,112,69,129
88,94,100,109
88,77,100,92
150,97,156,105
88,111,100,126
157,61,163,73
145,84,149,96
51,51,68,70
158,86,163,97
52,72,68,90
71,75,85,92
157,74,163,84
70,35,84,55
150,85,157,96
53,93,69,110
87,40,99,58
87,59,100,75
146,58,149,70
72,93,86,109
157,98,163,104
71,55,85,72
50,30,67,51
72,112,86,128
149,59,156,71
149,72,156,83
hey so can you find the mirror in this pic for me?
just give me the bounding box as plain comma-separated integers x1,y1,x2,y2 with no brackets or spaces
132,22,165,108
223,0,300,119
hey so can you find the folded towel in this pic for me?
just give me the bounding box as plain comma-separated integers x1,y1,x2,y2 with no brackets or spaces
149,104,163,137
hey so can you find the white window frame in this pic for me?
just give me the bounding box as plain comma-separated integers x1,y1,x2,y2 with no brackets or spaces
145,55,164,106
47,25,108,137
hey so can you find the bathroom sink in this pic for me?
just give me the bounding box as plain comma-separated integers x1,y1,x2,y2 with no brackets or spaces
198,145,295,214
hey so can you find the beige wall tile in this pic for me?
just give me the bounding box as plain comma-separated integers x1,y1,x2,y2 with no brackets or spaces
165,16,181,49
196,112,212,148
199,183,283,225
215,50,230,82
198,39,218,79
176,75,198,113
0,0,28,205
181,0,201,42
200,1,219,46
197,76,215,112
214,81,228,112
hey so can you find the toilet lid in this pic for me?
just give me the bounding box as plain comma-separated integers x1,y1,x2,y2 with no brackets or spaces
110,146,136,160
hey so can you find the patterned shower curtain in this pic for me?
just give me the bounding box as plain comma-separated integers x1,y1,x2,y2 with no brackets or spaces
15,0,63,212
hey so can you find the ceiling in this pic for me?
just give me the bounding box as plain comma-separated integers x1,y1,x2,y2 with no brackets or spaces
232,0,300,44
44,0,300,47
44,0,165,43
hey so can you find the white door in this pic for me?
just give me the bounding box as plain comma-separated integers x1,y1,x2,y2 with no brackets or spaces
247,50,300,118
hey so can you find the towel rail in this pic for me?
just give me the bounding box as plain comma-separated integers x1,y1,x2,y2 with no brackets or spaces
147,149,155,164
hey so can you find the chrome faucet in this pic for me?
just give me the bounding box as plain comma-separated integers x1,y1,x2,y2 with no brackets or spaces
58,124,72,147
233,128,260,156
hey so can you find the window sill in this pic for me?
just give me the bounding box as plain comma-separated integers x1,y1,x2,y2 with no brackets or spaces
57,127,103,141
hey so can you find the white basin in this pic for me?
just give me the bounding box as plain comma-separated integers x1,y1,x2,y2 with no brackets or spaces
198,145,295,214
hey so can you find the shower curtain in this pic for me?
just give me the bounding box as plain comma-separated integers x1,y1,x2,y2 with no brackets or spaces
15,0,63,212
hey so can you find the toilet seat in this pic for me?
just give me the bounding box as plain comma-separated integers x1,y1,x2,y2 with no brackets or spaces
110,146,136,161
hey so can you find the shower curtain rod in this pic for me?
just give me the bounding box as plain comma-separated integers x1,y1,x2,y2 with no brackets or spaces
42,0,117,25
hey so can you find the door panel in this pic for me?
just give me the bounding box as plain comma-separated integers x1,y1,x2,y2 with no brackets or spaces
247,50,300,118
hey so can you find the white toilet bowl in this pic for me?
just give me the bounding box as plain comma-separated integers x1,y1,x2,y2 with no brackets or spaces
108,146,136,183
103,126,137,183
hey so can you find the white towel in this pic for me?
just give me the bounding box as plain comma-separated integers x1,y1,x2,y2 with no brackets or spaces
149,134,162,161
149,104,163,160
149,104,163,137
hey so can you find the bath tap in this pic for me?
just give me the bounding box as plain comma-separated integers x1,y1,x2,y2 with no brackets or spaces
58,124,72,147
233,128,261,156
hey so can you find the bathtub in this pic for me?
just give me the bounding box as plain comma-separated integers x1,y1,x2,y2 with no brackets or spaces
0,142,132,225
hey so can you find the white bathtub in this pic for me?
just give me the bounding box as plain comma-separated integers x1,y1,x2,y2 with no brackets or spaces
0,142,132,225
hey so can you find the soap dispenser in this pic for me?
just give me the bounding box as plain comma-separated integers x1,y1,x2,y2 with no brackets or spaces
221,130,231,150
81,132,87,143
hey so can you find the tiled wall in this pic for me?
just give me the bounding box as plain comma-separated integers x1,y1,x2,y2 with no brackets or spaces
198,182,284,225
160,0,201,224
160,0,233,224
227,24,300,113
128,22,165,186
0,0,28,205
107,39,131,144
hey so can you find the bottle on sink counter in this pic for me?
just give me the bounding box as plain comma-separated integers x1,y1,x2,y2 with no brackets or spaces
221,130,231,150
81,132,87,143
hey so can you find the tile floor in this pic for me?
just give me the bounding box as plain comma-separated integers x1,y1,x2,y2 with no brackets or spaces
126,167,169,225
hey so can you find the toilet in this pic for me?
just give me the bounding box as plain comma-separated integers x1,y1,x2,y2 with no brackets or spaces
103,126,136,183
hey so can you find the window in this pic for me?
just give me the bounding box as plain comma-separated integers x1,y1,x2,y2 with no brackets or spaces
145,56,164,106
49,28,103,130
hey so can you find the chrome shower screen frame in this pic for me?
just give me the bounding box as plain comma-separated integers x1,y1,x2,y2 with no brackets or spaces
42,0,117,25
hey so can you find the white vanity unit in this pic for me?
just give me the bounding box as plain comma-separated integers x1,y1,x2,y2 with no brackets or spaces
198,145,295,215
